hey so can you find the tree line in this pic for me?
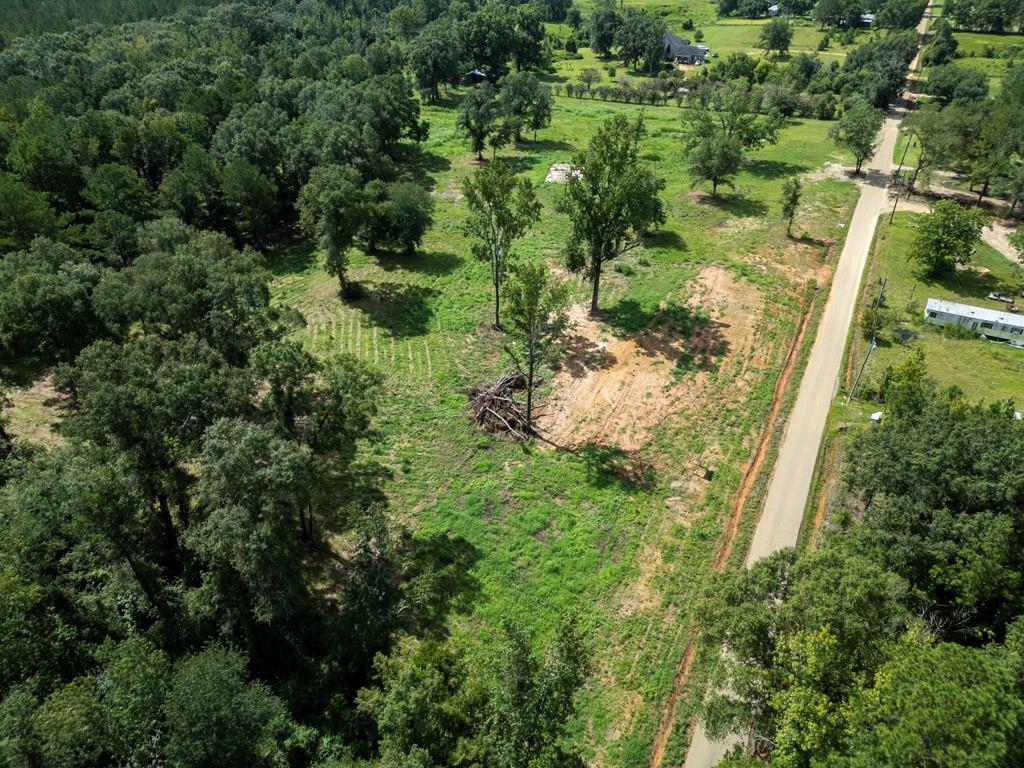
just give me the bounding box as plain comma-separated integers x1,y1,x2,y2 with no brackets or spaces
0,0,220,40
903,40,1024,208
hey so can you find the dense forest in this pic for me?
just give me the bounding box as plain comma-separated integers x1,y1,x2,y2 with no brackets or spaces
703,353,1024,767
0,1,586,766
0,0,222,39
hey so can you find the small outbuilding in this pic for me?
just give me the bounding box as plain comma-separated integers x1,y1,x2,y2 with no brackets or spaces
462,69,489,85
924,297,1024,347
663,32,709,65
767,4,781,15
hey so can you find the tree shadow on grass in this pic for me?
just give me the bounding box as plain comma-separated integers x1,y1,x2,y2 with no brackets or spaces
313,508,481,640
495,154,544,175
522,138,576,153
399,530,482,636
645,229,687,251
265,242,318,276
601,299,730,374
744,158,807,179
919,263,1014,303
575,442,656,490
353,281,438,338
796,232,830,249
704,193,769,218
375,249,464,277
426,92,464,110
0,354,56,387
399,146,454,186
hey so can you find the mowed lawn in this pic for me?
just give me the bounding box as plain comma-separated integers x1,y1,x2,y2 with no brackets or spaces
694,18,866,61
573,0,865,60
269,94,857,767
849,212,1024,403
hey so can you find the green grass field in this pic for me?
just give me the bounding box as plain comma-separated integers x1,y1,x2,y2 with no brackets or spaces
267,94,858,766
849,212,1024,403
694,18,866,61
913,30,1024,99
571,0,864,60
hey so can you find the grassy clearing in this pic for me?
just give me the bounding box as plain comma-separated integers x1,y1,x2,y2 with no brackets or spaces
919,30,1024,96
694,18,865,61
574,0,864,59
268,91,858,767
920,56,1008,96
584,0,721,29
847,212,1024,403
953,29,1024,57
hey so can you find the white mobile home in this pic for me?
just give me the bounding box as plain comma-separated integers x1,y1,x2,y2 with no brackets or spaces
924,298,1024,347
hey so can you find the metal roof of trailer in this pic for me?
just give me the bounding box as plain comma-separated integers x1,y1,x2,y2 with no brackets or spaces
926,297,1024,329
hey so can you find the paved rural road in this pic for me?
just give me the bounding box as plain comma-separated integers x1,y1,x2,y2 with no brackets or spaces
680,8,934,765
741,127,898,563
680,143,898,768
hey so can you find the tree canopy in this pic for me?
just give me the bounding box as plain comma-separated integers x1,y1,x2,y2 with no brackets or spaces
562,115,665,313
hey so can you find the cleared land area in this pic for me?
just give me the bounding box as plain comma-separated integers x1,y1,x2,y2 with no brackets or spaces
269,90,858,766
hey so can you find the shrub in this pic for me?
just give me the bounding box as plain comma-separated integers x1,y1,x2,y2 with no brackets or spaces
813,93,837,120
941,322,978,339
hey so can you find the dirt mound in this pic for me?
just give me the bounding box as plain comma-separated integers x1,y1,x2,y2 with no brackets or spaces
538,266,764,452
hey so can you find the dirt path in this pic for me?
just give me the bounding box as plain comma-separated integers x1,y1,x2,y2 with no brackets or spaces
648,299,813,768
681,7,934,766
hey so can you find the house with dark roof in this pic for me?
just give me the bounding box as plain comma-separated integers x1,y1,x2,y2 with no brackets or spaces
663,32,709,65
462,68,489,85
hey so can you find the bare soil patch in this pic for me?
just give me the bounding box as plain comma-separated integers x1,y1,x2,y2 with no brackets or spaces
538,266,765,452
803,161,847,183
649,283,816,768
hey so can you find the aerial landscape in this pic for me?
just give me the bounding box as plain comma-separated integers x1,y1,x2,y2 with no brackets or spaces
0,0,1023,766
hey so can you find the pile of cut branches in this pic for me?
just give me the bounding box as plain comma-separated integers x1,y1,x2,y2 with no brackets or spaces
468,371,530,440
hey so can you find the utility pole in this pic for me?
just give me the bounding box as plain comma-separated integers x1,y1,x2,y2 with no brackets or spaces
848,336,877,403
895,134,913,177
848,278,885,403
889,173,904,223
